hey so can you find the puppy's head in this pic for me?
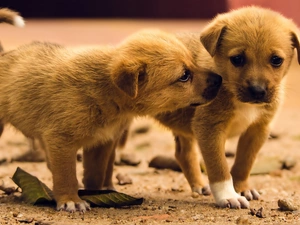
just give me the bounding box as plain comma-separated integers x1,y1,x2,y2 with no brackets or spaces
200,6,300,104
111,29,222,115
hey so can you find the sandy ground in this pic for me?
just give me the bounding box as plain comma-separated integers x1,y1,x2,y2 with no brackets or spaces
0,19,300,225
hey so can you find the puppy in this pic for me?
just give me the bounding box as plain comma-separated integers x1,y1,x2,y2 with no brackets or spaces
86,7,300,210
156,6,300,209
0,9,222,212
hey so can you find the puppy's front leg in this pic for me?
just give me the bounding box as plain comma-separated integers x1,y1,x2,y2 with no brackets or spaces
193,121,249,209
174,134,210,195
46,140,90,212
83,140,116,190
231,122,269,200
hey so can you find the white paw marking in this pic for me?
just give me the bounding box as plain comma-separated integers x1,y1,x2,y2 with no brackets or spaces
210,178,249,208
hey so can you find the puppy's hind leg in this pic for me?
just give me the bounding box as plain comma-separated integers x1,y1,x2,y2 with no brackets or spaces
174,134,210,195
82,140,116,191
0,120,3,137
0,43,4,137
103,146,116,190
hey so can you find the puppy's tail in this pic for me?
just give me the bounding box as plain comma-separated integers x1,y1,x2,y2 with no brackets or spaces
0,8,25,27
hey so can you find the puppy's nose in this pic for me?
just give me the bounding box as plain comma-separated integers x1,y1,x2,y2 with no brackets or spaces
248,85,266,100
202,73,222,100
207,73,222,88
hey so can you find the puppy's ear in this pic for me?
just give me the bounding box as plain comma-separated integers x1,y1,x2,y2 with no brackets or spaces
200,22,226,57
291,32,300,64
111,61,146,98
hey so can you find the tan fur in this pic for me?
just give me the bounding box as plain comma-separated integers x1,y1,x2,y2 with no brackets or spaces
114,6,300,209
0,8,222,212
171,7,299,208
197,6,299,199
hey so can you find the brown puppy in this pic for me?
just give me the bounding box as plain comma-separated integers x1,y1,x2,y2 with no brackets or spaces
89,7,300,210
0,9,222,212
156,6,300,209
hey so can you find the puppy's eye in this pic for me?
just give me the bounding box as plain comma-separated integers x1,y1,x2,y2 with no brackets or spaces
230,55,245,67
178,69,191,82
270,55,283,67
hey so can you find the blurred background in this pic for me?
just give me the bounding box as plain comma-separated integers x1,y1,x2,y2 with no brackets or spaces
0,1,300,223
0,0,299,25
0,0,299,167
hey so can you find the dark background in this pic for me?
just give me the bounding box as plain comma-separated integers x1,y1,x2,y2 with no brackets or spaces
0,0,228,18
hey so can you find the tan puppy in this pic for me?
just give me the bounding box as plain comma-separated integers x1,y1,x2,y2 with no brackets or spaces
85,7,300,210
0,9,222,212
156,6,300,209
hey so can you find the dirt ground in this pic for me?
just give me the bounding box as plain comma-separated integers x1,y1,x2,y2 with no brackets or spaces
0,19,300,225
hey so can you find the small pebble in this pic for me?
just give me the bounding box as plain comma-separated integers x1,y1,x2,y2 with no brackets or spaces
278,199,298,211
0,158,7,165
282,157,297,170
171,186,183,192
149,156,181,172
116,173,132,185
191,214,203,221
191,192,200,198
0,181,17,195
18,217,34,223
76,153,82,162
250,207,266,218
236,215,250,225
269,132,280,139
120,153,141,166
133,126,150,134
256,207,265,218
225,151,235,157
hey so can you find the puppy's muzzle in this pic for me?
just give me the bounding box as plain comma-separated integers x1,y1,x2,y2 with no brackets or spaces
238,84,271,104
248,85,266,101
202,73,222,101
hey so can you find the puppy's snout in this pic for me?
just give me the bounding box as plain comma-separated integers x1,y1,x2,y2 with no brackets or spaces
207,73,223,88
202,73,222,100
248,85,266,101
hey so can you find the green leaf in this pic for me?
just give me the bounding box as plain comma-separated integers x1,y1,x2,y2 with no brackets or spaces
11,167,54,204
78,189,144,207
11,167,144,208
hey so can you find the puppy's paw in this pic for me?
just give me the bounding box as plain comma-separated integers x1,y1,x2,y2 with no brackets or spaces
217,196,249,209
210,178,250,209
241,189,260,201
56,199,91,213
192,185,211,196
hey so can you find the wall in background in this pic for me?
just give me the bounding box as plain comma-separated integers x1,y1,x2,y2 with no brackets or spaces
0,0,227,19
1,0,298,26
229,0,300,26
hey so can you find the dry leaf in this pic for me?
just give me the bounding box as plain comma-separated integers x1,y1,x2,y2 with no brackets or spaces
11,167,143,208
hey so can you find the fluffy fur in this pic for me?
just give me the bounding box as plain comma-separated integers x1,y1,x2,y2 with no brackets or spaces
115,6,300,209
0,8,222,212
158,6,299,209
